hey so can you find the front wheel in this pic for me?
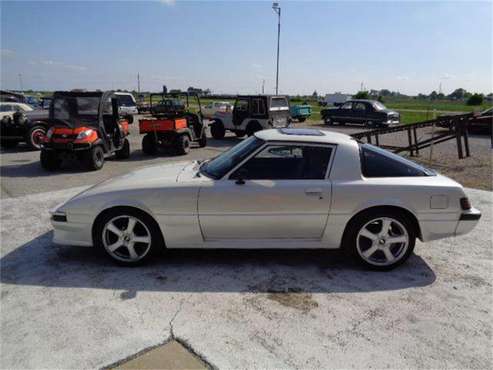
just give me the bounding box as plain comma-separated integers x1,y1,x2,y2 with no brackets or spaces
84,145,105,171
94,208,163,266
26,125,46,150
40,150,60,171
343,211,416,270
198,133,207,148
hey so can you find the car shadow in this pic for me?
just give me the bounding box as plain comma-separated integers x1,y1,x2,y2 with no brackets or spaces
1,231,436,295
0,159,99,177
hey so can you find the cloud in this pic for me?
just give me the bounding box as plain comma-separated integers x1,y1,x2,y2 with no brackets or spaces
159,0,176,5
33,59,87,71
0,49,15,58
396,75,410,81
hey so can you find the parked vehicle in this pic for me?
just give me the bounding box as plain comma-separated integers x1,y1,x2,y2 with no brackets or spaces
139,92,207,155
321,99,400,127
40,91,132,171
50,128,480,269
115,92,138,115
290,103,312,122
202,101,233,119
210,95,290,139
0,102,49,149
323,92,351,106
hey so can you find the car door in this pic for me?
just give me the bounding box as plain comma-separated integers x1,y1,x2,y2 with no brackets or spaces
336,101,353,123
351,102,367,124
198,142,334,240
233,98,250,126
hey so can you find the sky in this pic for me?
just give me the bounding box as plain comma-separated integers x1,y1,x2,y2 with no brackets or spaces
1,0,492,95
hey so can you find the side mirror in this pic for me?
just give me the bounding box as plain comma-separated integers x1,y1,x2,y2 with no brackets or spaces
233,168,248,185
124,114,134,124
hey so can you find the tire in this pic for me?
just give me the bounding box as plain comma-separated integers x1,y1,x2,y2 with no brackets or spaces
210,120,225,139
235,130,246,138
367,121,375,128
40,150,60,171
26,125,46,150
198,133,207,148
324,117,333,126
0,140,18,149
94,207,164,266
84,145,105,171
246,121,262,136
175,134,190,155
115,138,130,159
338,121,346,126
142,134,157,155
298,117,306,123
342,210,416,271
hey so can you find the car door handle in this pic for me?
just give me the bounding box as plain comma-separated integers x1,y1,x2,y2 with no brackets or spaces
305,188,323,196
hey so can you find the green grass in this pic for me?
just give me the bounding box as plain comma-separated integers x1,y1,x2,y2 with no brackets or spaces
384,100,491,113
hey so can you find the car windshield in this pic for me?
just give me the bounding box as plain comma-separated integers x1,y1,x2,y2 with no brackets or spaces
200,136,264,179
52,96,100,124
373,102,387,110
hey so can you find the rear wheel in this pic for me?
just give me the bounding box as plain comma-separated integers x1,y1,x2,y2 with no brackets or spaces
343,210,416,270
40,150,60,171
210,120,225,139
84,145,105,171
175,134,190,155
235,130,246,138
324,117,333,125
26,125,46,150
298,117,306,122
246,121,262,136
94,208,163,266
115,138,130,159
0,140,18,149
142,134,157,155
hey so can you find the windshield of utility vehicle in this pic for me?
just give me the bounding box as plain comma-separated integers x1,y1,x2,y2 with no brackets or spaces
52,96,100,123
200,136,264,179
117,94,136,107
372,101,387,111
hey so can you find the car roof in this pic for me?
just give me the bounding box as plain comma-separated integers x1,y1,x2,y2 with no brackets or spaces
348,99,378,104
237,95,287,99
255,128,356,145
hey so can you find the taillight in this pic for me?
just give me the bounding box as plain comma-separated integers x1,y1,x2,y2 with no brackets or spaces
460,197,471,210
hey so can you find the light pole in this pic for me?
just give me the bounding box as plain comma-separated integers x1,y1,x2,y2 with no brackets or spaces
272,2,281,95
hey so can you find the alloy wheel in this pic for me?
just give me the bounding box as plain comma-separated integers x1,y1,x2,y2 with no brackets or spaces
356,217,409,266
102,215,152,262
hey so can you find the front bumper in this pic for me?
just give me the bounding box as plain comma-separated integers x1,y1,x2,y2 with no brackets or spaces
455,207,481,236
41,142,92,151
50,209,93,247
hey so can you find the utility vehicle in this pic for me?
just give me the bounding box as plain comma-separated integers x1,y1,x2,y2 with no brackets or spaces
40,91,132,171
139,92,207,155
210,95,290,139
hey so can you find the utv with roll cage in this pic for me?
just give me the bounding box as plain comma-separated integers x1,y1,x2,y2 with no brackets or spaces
40,91,133,171
139,91,207,155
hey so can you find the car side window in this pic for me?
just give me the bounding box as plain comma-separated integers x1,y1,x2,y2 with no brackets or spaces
235,99,249,112
353,102,366,111
252,98,266,116
231,144,332,180
341,102,352,110
360,144,430,177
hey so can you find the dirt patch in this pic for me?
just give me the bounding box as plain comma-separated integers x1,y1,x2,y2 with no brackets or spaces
267,288,319,313
110,340,208,370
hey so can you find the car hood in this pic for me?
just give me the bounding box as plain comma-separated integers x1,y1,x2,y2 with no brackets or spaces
76,161,197,197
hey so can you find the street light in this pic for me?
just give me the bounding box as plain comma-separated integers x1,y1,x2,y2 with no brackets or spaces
272,2,281,95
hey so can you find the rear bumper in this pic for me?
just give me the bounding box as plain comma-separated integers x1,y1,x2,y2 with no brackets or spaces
455,207,481,236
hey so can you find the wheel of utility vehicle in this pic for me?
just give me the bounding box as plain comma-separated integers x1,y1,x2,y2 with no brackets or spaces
116,138,130,159
198,133,207,148
343,210,416,271
175,135,190,155
298,117,306,123
235,130,246,138
210,120,225,140
84,145,105,171
94,208,163,266
0,140,18,149
26,125,46,150
142,134,157,155
40,150,60,170
246,121,262,136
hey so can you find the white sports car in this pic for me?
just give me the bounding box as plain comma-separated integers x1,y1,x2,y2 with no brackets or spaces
51,128,481,270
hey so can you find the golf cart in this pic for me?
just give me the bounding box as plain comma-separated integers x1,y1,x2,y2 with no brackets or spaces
139,91,207,155
40,91,132,171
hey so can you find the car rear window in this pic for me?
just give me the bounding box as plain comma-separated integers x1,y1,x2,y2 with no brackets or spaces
360,144,435,177
270,97,288,108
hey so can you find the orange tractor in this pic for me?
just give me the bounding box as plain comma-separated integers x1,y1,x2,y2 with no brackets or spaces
40,91,133,171
139,92,207,155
